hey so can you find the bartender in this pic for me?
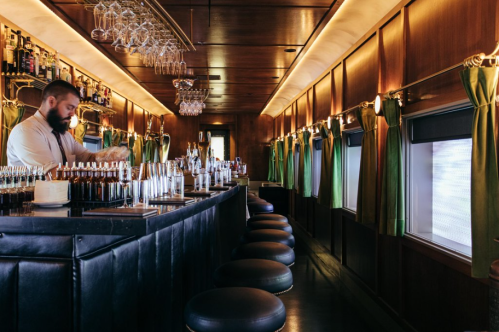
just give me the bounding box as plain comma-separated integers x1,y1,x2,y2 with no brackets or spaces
7,80,95,175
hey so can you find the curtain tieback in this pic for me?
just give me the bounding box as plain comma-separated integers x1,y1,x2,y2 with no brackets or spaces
364,128,376,132
3,125,13,131
388,124,400,128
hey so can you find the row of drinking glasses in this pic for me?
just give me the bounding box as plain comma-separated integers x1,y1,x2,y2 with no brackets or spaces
92,0,186,76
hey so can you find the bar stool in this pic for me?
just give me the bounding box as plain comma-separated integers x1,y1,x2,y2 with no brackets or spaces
248,214,288,223
248,220,293,234
232,242,296,267
214,259,293,295
247,201,274,215
184,287,286,332
241,229,295,248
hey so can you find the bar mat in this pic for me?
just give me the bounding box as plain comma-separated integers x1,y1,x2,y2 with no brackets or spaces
209,186,231,191
149,197,196,205
184,190,216,197
82,207,158,217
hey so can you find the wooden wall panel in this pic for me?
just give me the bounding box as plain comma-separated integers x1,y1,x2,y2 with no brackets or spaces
291,102,296,132
19,89,42,121
405,0,496,109
344,36,378,109
163,115,199,160
332,65,343,114
313,73,331,123
200,114,237,124
306,89,314,126
380,13,403,92
403,247,488,332
127,101,134,133
133,105,145,136
237,114,273,181
283,106,292,135
296,93,308,129
111,94,127,131
378,235,400,312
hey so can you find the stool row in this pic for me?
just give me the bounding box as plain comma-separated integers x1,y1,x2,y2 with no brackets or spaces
185,196,294,331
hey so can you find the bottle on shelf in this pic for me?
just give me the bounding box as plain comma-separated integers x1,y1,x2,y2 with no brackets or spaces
33,45,40,77
38,48,47,80
14,30,25,74
24,36,33,76
46,52,53,82
6,34,15,74
2,25,10,73
107,89,113,108
54,51,60,80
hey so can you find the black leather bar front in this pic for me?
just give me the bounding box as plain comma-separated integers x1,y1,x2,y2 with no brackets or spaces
0,185,246,332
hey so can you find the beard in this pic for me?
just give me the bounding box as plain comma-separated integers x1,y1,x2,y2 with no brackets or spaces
47,107,70,134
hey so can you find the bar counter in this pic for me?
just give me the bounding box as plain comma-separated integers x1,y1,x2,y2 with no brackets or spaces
0,185,247,332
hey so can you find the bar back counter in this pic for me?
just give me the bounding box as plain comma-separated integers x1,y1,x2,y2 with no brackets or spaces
0,185,246,332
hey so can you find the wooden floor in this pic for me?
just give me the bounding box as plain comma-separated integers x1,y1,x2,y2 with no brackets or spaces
279,245,376,332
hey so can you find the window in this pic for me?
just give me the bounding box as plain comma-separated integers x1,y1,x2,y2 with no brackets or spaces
294,144,300,190
312,138,322,197
343,131,362,212
406,107,473,257
211,136,225,160
83,135,102,152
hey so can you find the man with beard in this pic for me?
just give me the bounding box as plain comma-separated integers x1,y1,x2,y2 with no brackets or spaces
7,80,95,176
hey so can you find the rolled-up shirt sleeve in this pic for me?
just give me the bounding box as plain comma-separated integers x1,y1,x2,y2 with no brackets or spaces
7,124,59,173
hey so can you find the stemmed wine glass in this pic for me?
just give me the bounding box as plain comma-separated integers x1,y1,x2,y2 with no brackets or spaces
91,1,107,41
118,162,132,208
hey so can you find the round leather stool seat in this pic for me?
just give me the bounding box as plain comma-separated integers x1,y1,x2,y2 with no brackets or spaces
214,259,293,295
248,214,288,223
232,242,296,267
247,201,274,214
247,196,265,203
185,287,286,332
242,229,295,248
248,220,293,234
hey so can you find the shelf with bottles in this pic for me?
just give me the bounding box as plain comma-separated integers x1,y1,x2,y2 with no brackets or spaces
1,72,48,91
79,101,116,116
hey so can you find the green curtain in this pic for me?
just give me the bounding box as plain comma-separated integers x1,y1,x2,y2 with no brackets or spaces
283,136,294,190
355,106,377,223
268,141,275,182
145,139,157,163
460,67,499,278
1,104,25,166
128,135,135,166
74,122,88,145
103,130,113,148
331,118,342,208
112,130,123,147
379,99,405,237
298,130,312,197
274,141,280,183
133,135,144,165
317,123,332,206
276,141,284,185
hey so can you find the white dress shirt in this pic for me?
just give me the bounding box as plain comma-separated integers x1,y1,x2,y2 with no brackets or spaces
7,110,93,172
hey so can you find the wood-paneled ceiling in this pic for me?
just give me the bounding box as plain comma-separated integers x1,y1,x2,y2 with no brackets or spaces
44,0,341,114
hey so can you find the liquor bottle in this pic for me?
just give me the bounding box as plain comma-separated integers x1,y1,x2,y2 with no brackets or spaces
107,89,113,108
46,52,53,82
2,25,9,73
76,162,87,201
38,48,46,80
55,163,63,180
84,162,93,201
51,52,56,81
6,34,15,74
68,162,78,201
14,30,25,74
62,162,70,181
54,51,60,80
33,45,40,77
91,163,101,201
112,163,122,199
85,79,93,102
97,163,106,201
14,167,25,207
24,36,33,75
103,163,115,202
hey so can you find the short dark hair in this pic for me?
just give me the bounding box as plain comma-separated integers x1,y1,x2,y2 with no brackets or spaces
42,80,80,102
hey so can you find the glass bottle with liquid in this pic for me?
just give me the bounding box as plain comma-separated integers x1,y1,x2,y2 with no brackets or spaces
84,162,94,201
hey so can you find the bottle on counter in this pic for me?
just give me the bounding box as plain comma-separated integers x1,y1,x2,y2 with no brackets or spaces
84,162,94,201
92,162,101,201
68,162,78,201
104,163,116,202
55,163,63,180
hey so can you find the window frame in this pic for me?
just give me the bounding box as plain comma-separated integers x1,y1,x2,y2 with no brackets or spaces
402,101,473,265
342,127,363,214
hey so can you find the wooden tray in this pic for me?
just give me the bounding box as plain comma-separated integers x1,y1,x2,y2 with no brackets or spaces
82,207,158,217
149,197,196,205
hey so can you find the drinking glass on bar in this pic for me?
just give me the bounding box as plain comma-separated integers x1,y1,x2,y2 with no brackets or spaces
118,162,132,208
